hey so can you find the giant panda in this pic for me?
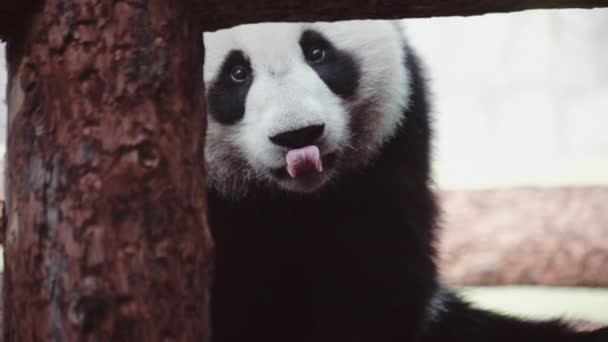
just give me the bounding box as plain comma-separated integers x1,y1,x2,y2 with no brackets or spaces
202,20,608,342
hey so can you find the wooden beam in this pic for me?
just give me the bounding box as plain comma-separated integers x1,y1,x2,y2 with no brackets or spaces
3,0,212,340
200,0,608,30
2,0,608,39
0,0,37,41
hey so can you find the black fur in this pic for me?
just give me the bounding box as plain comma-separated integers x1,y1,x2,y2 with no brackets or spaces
207,34,608,342
207,50,253,124
299,29,360,100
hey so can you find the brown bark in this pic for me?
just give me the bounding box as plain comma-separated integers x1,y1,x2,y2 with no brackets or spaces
3,1,212,341
3,1,608,39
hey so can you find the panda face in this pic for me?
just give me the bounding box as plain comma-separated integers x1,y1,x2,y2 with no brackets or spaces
204,21,410,197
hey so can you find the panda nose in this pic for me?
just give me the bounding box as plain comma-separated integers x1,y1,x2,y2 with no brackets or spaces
269,124,325,149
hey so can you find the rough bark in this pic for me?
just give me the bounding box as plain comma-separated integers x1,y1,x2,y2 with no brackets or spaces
3,1,212,341
3,0,608,39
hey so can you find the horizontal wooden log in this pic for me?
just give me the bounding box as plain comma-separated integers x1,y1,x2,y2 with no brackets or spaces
2,0,608,39
0,0,37,40
200,0,608,30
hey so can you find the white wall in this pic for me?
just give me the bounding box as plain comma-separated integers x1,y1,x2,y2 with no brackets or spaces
404,8,608,189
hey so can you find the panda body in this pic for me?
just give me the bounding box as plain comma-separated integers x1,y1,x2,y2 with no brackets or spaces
203,21,608,342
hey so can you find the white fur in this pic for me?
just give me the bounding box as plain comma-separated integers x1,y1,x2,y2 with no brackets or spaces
203,21,411,196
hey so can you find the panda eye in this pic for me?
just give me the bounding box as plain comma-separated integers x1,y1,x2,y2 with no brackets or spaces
230,65,249,82
306,47,326,63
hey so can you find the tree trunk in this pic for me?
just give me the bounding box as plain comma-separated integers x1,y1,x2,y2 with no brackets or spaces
3,1,212,341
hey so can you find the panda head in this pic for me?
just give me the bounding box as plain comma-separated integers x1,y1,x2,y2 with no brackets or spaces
203,21,411,197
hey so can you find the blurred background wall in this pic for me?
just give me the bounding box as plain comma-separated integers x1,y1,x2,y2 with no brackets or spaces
404,8,608,190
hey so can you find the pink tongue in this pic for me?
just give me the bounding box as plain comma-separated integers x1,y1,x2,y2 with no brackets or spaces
285,145,323,178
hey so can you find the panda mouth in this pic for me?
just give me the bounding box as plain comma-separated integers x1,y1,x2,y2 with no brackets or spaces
272,151,337,179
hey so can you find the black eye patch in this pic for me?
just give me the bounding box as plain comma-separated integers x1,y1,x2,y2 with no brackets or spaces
299,29,360,100
207,50,253,125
